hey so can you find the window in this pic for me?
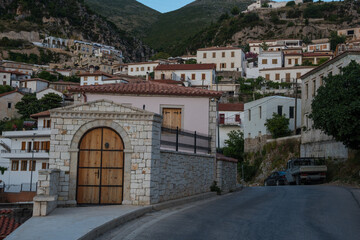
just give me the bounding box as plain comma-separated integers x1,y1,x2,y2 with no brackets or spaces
220,63,226,69
289,106,294,119
21,142,26,151
7,102,11,109
84,83,87,85
161,74,165,80
136,67,139,71
248,109,251,121
191,74,196,80
265,74,270,80
95,76,98,81
42,162,48,169
147,67,150,71
272,59,278,64
33,141,40,152
312,79,316,96
29,161,36,171
3,81,5,86
203,53,207,58
320,76,324,86
41,141,50,152
181,74,185,80
286,73,291,82
288,59,291,65
295,59,298,65
235,114,240,122
27,142,32,153
231,51,235,57
296,72,301,79
130,68,133,72
95,83,98,85
212,52,216,58
305,83,309,99
275,74,280,80
162,108,182,129
202,74,206,80
277,105,283,116
11,161,19,171
84,77,88,81
219,114,225,124
222,52,225,58
21,161,28,171
262,59,267,64
43,119,51,128
231,63,235,68
141,67,144,71
259,106,262,119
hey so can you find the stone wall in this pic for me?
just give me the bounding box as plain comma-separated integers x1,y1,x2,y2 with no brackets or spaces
156,150,216,203
216,159,238,193
244,135,270,153
301,141,348,160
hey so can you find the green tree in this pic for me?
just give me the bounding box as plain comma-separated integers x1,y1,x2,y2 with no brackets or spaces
286,1,296,6
185,59,197,64
329,31,346,51
265,113,292,138
231,6,240,16
0,85,13,94
150,52,170,60
260,42,269,51
223,130,244,162
40,93,63,110
36,71,58,82
310,60,360,149
15,94,41,119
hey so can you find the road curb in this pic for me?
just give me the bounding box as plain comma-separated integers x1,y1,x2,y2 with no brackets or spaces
79,191,220,240
350,188,360,208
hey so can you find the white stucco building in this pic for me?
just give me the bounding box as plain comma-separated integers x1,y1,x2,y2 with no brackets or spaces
244,96,301,140
19,78,49,93
307,39,331,52
196,47,245,73
260,66,315,83
128,62,161,77
300,51,360,159
78,71,114,86
0,111,51,191
258,50,283,70
154,64,216,88
218,103,244,148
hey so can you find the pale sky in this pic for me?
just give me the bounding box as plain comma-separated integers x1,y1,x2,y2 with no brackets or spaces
136,0,195,13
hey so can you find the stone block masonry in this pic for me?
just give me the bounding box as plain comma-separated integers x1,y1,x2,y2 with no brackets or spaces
216,158,238,193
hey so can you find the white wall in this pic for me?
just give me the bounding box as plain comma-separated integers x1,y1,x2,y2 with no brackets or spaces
80,75,110,86
258,51,283,70
128,63,159,76
86,94,210,135
0,72,11,86
260,67,315,83
36,88,63,100
197,48,245,72
244,96,301,139
154,69,215,87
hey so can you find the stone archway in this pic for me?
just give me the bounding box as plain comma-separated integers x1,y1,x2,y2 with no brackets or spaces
68,120,132,205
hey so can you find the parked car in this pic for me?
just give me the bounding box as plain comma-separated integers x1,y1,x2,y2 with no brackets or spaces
285,158,327,185
264,171,286,186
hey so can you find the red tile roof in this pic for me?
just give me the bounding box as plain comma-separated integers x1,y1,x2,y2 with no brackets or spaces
0,209,21,240
69,82,222,97
127,61,160,65
197,46,241,51
0,90,23,98
30,110,50,119
77,71,114,78
218,103,244,112
0,70,26,75
216,153,238,163
302,52,333,57
155,64,216,71
49,81,79,85
150,79,183,85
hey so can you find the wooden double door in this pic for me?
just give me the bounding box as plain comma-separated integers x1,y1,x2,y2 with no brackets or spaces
77,128,124,204
162,108,182,129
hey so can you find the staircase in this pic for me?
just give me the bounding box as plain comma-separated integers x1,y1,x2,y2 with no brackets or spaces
0,141,10,153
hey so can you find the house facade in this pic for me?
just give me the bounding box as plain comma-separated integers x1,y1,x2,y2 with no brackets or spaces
154,64,216,88
337,27,360,41
78,71,114,86
307,39,331,52
218,103,244,148
196,47,245,72
128,62,160,76
300,51,360,159
260,66,315,83
19,78,49,93
244,96,301,140
258,50,283,70
0,91,23,120
284,53,303,67
49,81,80,93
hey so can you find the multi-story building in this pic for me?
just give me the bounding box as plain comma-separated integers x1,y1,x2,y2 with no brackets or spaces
260,66,315,83
300,50,360,159
248,39,303,54
19,78,49,93
78,71,114,86
284,53,303,67
244,96,301,140
196,47,245,73
302,52,333,65
1,61,34,76
127,62,161,77
49,81,80,93
218,103,244,148
337,27,360,41
0,111,51,190
307,39,331,52
154,64,216,89
0,70,28,87
0,91,23,120
258,50,283,70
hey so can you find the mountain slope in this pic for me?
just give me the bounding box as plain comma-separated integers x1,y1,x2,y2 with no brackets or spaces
0,0,152,61
143,0,252,53
84,0,160,37
170,1,360,56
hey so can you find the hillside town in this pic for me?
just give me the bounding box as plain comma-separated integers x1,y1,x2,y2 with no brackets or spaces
0,0,360,239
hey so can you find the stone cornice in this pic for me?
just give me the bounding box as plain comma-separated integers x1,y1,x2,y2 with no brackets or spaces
51,110,162,123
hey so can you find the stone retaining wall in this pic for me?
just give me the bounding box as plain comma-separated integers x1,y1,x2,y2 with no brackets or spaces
156,150,216,203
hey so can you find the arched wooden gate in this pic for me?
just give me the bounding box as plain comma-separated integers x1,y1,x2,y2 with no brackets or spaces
77,127,124,204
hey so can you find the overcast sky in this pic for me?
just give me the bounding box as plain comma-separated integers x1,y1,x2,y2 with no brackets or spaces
136,0,195,13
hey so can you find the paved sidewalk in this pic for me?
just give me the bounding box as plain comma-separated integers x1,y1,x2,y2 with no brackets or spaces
6,205,147,240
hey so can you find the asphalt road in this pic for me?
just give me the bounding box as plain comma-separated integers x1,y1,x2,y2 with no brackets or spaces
99,186,360,240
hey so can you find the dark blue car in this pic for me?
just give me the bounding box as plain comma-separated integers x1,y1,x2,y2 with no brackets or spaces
264,171,286,186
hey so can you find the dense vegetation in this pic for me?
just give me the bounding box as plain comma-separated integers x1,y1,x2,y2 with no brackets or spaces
310,60,360,150
6,48,69,65
0,85,13,94
36,71,80,83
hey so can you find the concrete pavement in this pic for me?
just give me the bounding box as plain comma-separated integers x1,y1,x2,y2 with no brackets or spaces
100,185,360,240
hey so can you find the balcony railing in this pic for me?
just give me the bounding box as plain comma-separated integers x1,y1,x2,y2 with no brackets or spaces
219,117,242,125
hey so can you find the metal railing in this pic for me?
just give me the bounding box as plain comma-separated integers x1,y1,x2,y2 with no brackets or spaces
161,127,211,154
2,183,37,193
2,149,50,154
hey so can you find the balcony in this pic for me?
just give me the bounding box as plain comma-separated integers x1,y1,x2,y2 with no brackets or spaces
1,149,49,159
2,129,51,138
219,116,242,126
